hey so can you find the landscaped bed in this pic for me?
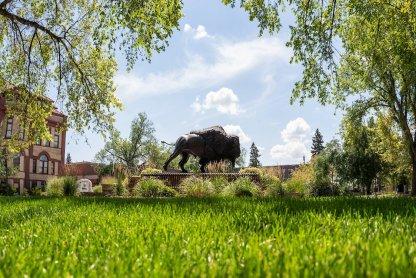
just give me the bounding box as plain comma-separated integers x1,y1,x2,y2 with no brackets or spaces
0,196,415,276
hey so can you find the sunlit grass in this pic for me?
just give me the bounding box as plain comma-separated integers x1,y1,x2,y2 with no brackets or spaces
0,197,415,277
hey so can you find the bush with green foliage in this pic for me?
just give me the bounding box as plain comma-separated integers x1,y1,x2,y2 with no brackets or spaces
180,177,216,198
210,177,228,194
222,178,259,197
46,178,65,197
141,168,163,175
46,177,78,197
239,167,264,177
283,164,312,196
93,185,103,194
133,178,176,198
101,176,117,185
62,176,78,196
0,183,16,196
263,175,284,197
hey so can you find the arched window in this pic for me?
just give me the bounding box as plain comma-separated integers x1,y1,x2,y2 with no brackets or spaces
39,154,48,174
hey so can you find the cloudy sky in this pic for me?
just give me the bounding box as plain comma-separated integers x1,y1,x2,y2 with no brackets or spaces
66,0,343,166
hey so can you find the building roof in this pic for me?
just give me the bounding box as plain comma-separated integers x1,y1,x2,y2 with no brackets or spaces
65,162,101,176
261,164,301,180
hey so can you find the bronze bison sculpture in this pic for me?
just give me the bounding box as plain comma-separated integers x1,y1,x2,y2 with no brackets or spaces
163,126,241,173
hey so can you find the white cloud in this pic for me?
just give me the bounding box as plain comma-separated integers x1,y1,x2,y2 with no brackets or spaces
281,117,311,142
195,25,209,39
190,97,203,113
184,23,192,32
224,125,251,144
270,118,311,164
183,23,211,39
191,87,242,115
270,141,308,164
114,37,290,100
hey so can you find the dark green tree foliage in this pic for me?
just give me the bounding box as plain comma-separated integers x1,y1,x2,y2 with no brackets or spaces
249,143,261,167
311,140,343,196
95,112,156,175
311,129,324,156
337,113,383,195
236,147,247,168
0,0,184,138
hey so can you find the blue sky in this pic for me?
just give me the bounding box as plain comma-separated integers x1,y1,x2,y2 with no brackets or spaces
66,0,343,166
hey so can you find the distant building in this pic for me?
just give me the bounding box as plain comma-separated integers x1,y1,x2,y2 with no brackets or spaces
0,94,66,193
261,164,301,180
65,162,101,185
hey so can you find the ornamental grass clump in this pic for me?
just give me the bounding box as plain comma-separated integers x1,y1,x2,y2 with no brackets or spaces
222,177,259,197
180,176,216,197
240,167,284,196
133,178,176,198
46,176,79,197
46,178,64,197
210,176,228,194
263,175,284,197
62,176,78,196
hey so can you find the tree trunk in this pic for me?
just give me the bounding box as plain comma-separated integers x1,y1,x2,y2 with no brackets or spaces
411,156,416,196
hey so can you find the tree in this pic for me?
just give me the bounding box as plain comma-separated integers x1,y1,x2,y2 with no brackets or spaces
236,147,247,168
369,112,410,191
66,153,72,164
0,0,280,145
0,0,183,141
249,143,261,167
337,112,382,195
311,129,324,156
284,1,416,194
95,113,156,175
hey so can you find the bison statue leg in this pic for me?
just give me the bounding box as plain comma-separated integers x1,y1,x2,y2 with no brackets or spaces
199,158,208,173
178,153,190,173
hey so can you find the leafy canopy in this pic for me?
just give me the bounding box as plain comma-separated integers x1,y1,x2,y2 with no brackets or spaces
0,0,183,139
95,112,156,174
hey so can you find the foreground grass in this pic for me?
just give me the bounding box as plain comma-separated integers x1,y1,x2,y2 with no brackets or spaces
0,197,416,277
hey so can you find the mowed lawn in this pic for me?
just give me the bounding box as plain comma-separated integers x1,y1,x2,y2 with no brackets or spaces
1,197,416,277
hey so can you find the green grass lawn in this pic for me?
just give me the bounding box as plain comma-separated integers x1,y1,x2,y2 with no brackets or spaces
0,197,416,277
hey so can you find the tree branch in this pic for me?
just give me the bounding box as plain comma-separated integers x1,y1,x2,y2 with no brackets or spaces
0,0,13,9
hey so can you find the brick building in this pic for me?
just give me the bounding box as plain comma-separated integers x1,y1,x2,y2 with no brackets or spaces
65,162,101,185
0,94,66,193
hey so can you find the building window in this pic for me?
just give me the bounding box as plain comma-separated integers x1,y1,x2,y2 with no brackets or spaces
53,132,59,148
13,155,20,168
32,159,37,173
5,118,13,138
51,161,55,175
39,155,49,174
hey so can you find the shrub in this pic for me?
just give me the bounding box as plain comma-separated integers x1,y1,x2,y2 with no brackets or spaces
210,176,228,193
46,176,78,197
62,176,78,196
133,178,176,198
239,167,264,177
93,185,103,193
263,175,284,197
180,176,216,197
101,176,116,185
0,183,16,196
222,178,259,197
283,164,314,196
141,168,163,175
115,175,127,196
46,178,64,197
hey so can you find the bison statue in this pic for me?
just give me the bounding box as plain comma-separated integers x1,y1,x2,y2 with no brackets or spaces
163,126,241,173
